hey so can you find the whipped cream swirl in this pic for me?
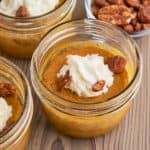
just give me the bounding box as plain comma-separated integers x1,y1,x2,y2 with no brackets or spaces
57,54,114,97
0,0,59,17
0,97,12,132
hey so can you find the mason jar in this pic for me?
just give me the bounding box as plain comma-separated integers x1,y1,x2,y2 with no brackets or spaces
30,19,143,138
0,57,33,149
0,0,76,58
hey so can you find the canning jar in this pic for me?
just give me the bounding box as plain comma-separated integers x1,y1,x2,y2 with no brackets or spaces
0,57,33,149
0,0,76,58
31,19,143,138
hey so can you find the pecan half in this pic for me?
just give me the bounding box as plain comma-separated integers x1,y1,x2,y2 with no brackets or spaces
125,0,142,9
134,22,142,31
142,0,150,5
59,70,70,91
108,0,124,5
123,24,134,32
95,0,109,7
107,55,127,74
0,83,16,97
142,23,150,29
98,5,136,26
16,6,30,17
138,5,150,23
92,80,105,92
131,18,138,26
91,3,100,17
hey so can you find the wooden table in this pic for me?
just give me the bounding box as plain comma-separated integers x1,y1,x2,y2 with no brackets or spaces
0,1,150,150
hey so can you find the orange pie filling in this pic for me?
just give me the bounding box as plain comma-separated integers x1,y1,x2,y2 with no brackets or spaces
40,42,133,137
0,83,22,135
0,82,29,150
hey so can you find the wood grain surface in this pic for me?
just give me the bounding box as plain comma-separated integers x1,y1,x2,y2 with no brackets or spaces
0,1,150,150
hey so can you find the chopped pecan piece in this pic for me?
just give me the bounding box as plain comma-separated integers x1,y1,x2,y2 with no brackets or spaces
95,0,109,7
124,24,134,32
59,70,70,91
16,6,30,17
92,80,105,92
134,22,142,31
125,0,142,9
107,55,127,74
0,83,16,97
98,5,136,26
142,23,150,29
138,5,150,23
142,0,150,5
108,0,124,5
91,3,100,17
131,18,138,26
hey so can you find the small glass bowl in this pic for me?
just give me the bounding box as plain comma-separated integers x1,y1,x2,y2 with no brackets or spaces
31,19,143,138
84,0,150,38
0,57,33,149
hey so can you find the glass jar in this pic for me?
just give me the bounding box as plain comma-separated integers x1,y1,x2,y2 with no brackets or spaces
31,19,143,138
0,0,76,58
0,57,33,149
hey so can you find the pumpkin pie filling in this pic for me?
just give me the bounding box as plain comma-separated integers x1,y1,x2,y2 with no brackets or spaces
43,46,130,103
0,57,34,149
40,41,133,137
0,83,22,136
0,81,31,150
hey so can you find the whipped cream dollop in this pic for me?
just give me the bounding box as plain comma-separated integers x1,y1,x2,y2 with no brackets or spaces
0,0,59,16
57,54,114,97
0,97,12,132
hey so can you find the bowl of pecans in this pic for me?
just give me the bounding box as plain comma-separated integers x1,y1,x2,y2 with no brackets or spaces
85,0,150,38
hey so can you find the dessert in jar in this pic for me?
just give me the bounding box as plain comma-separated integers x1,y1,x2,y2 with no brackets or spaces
0,57,33,150
0,0,76,58
31,19,143,138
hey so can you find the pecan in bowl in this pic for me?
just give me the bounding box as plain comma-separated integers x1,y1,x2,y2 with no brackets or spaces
88,0,150,36
98,5,136,26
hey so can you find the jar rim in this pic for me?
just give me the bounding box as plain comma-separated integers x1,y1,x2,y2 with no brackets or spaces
0,57,33,146
0,0,67,20
31,19,143,112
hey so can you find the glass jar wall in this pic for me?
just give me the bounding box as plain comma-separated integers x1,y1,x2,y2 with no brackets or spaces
0,57,33,149
31,20,143,138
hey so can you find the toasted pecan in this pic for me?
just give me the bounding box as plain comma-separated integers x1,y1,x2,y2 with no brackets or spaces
95,0,109,7
138,5,150,23
98,5,136,26
107,55,127,74
0,83,16,97
123,24,134,32
58,70,71,91
92,80,105,92
142,23,150,29
16,6,30,17
91,3,100,17
142,0,150,5
108,0,124,5
125,0,142,9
